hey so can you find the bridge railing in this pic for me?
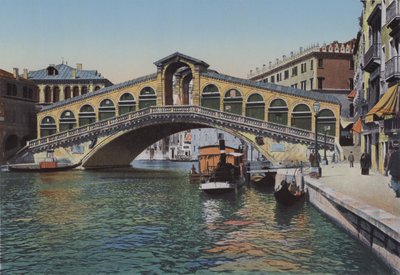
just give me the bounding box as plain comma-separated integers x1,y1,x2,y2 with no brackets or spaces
28,105,335,150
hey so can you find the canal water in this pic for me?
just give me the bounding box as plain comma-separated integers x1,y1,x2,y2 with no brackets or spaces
0,160,392,274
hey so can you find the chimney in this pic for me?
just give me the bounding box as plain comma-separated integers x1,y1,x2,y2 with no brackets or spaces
23,68,28,79
299,47,303,52
72,68,77,79
282,55,286,60
76,63,82,70
269,61,272,68
13,68,19,80
290,51,294,57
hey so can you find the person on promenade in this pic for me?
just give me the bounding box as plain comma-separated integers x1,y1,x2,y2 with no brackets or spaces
348,151,354,167
360,152,371,175
386,143,400,198
309,150,317,167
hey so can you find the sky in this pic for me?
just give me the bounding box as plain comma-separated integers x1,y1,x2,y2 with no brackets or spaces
0,0,362,84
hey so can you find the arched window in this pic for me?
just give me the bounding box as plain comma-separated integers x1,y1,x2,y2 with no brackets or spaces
53,86,60,102
73,86,79,97
64,86,71,99
44,86,51,103
94,85,101,91
79,105,96,126
317,109,336,136
223,89,242,115
268,99,288,125
119,93,136,115
246,93,265,120
139,87,156,109
99,99,116,120
40,116,57,137
291,104,312,130
59,110,76,132
201,84,220,110
81,86,88,95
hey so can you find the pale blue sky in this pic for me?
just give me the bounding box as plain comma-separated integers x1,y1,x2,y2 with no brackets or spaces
0,0,362,83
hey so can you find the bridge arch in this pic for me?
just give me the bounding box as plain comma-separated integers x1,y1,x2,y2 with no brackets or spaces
59,110,77,132
201,84,220,110
268,98,288,125
291,104,312,130
163,61,193,106
99,99,116,121
223,89,243,115
40,116,57,137
79,104,96,126
139,87,157,109
118,92,136,115
246,93,265,120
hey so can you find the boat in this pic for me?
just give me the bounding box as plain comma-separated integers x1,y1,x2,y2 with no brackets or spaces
274,180,305,205
8,161,80,172
199,138,244,194
251,171,276,189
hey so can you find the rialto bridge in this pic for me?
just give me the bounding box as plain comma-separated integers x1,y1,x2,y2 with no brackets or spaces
13,53,341,168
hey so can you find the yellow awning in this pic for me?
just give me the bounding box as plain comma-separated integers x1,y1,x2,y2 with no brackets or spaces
365,84,399,123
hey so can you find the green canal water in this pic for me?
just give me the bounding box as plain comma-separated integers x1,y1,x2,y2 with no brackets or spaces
0,160,392,274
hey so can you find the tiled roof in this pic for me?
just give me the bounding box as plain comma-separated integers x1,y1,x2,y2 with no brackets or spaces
202,70,341,105
154,52,209,68
0,69,36,85
28,64,106,80
40,73,157,112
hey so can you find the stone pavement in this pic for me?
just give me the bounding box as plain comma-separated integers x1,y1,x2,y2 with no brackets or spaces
316,162,400,217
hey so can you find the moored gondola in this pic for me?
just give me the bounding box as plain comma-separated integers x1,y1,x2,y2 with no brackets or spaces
274,180,304,205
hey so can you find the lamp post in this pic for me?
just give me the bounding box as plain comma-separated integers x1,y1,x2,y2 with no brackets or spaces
323,125,331,165
313,101,321,176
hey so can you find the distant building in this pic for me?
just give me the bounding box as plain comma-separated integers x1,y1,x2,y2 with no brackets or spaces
0,68,39,164
248,40,356,145
353,0,400,173
27,63,113,105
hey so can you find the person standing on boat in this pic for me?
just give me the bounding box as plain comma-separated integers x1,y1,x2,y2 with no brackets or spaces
360,152,371,175
348,152,355,168
386,143,400,198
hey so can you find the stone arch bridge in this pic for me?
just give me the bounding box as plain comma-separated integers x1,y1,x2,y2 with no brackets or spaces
14,53,341,168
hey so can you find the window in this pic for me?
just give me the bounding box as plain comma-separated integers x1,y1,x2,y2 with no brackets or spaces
201,84,220,110
12,84,17,96
276,73,282,82
318,77,324,89
292,66,298,76
301,80,307,90
118,93,136,115
139,87,157,109
350,59,354,69
349,78,354,90
263,78,268,83
6,83,12,95
23,87,28,98
284,70,289,79
270,75,275,83
318,58,324,68
246,93,265,120
310,78,314,89
301,63,307,73
223,89,242,115
268,99,288,125
291,83,298,88
99,99,116,120
310,60,314,70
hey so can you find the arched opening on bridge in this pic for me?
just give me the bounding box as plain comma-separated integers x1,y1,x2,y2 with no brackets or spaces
44,86,51,103
79,105,96,126
99,99,116,121
64,86,71,99
94,85,101,91
81,86,88,95
4,134,19,152
201,84,220,110
139,87,156,109
118,93,136,115
317,109,336,136
40,116,57,137
53,86,60,102
291,104,312,130
268,99,288,125
246,93,265,120
164,62,193,106
59,110,77,132
73,86,79,97
223,89,243,115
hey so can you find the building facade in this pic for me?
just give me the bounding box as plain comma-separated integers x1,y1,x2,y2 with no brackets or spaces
248,40,356,145
0,69,39,164
27,63,113,105
353,0,400,173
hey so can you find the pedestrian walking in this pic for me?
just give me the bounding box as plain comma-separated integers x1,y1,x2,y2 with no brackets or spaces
348,151,354,167
386,143,400,198
360,152,371,175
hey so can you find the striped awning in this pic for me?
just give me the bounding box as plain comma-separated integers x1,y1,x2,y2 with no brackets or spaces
365,84,399,123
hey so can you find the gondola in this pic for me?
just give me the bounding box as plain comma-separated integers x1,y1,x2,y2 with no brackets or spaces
251,172,276,189
274,180,304,205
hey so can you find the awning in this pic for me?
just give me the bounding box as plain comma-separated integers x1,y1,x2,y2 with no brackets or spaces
347,89,356,101
340,117,354,129
365,84,399,123
352,117,362,133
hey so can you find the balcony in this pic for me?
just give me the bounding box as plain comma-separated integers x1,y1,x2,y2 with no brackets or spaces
386,0,400,33
384,115,400,135
385,56,400,82
364,43,381,73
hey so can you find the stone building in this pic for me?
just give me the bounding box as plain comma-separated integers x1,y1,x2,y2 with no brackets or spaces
248,40,356,145
353,0,400,173
0,69,39,164
27,63,113,105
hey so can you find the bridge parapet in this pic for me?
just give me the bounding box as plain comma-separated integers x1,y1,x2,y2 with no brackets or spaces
28,105,335,153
